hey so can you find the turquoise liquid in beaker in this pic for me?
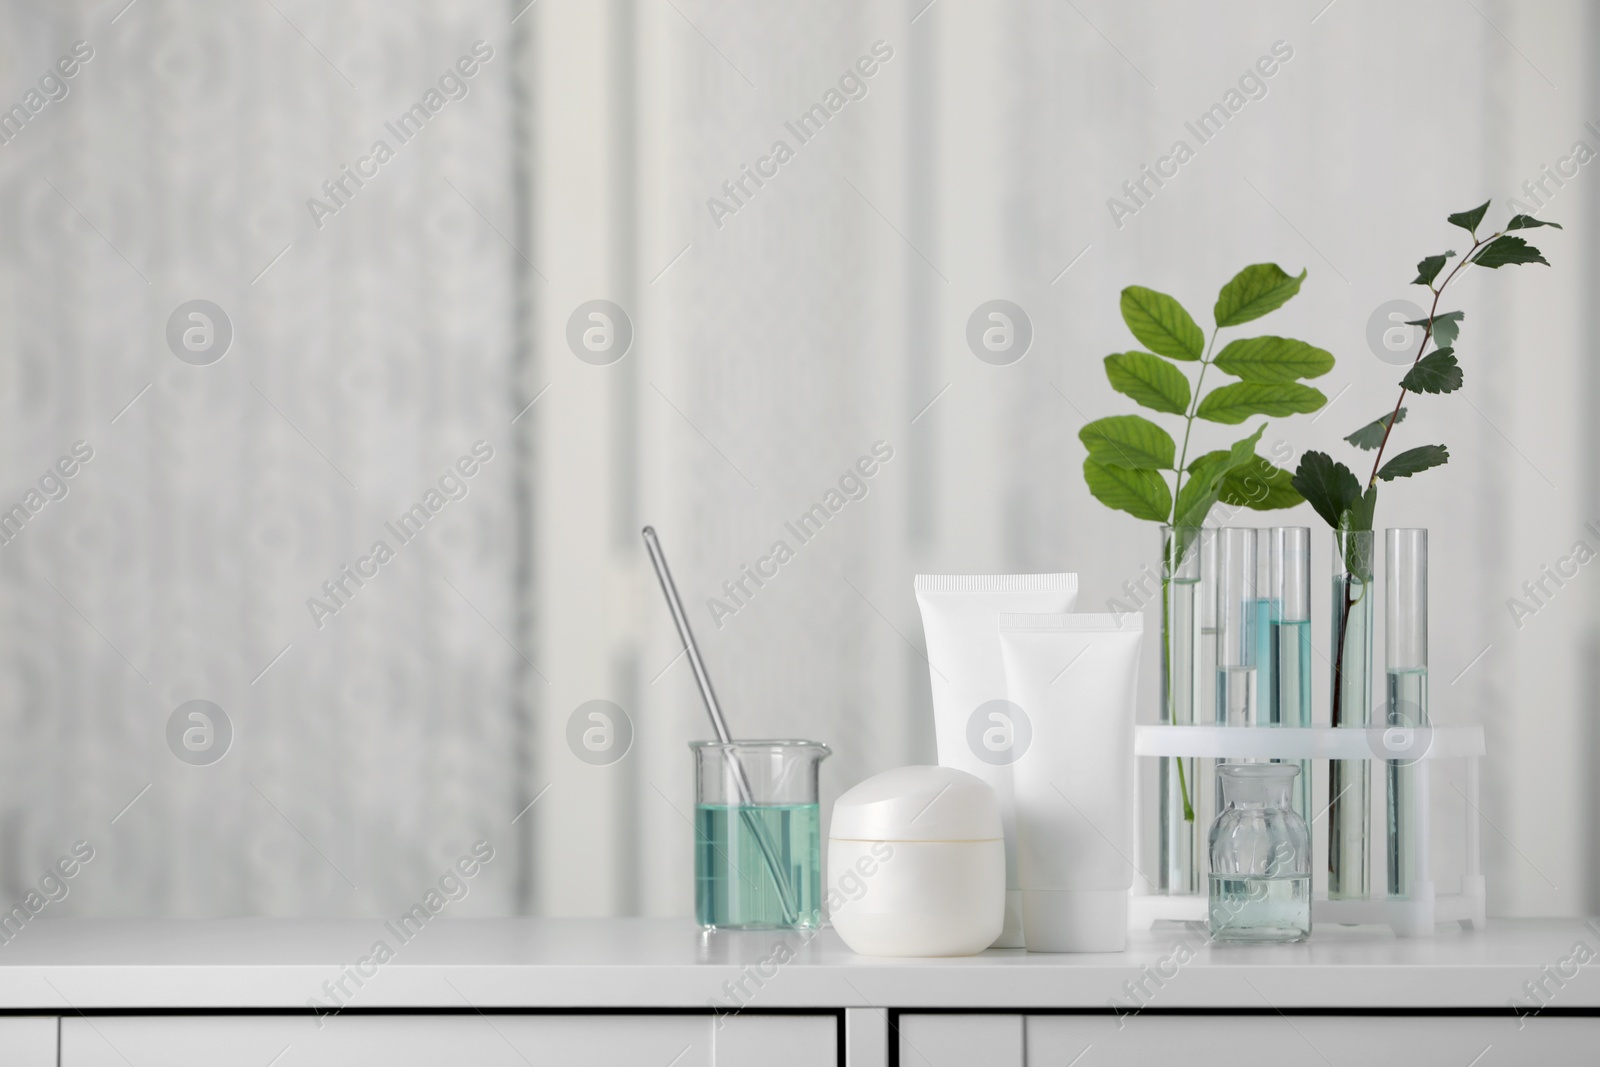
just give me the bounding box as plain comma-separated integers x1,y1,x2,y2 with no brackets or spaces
695,803,821,929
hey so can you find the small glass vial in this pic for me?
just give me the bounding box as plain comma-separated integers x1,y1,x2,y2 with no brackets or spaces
1208,764,1312,943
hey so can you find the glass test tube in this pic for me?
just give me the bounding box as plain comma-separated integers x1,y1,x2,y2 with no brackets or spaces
1328,529,1374,899
1267,527,1312,821
1158,525,1204,895
1385,529,1429,899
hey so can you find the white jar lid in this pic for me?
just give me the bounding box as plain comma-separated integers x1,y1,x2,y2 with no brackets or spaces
829,766,1002,842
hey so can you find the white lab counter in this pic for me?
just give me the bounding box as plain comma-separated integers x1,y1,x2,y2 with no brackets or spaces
0,918,1593,1065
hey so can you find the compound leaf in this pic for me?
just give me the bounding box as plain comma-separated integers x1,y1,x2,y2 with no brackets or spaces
1084,458,1171,522
1213,336,1334,383
1196,382,1326,424
1104,352,1191,415
1214,264,1306,327
1079,415,1176,470
1121,286,1204,360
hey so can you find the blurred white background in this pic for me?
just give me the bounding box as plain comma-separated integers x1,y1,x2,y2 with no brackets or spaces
0,0,1592,920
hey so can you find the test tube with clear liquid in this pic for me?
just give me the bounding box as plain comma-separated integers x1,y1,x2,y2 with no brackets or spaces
1328,530,1374,900
1158,526,1204,896
1385,529,1428,899
1197,529,1220,868
1214,528,1259,813
1267,528,1312,821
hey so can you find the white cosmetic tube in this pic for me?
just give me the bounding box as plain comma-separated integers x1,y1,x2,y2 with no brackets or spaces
999,612,1144,952
914,574,1078,948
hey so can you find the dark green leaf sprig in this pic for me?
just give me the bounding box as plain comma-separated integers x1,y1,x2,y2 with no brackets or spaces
1291,201,1560,545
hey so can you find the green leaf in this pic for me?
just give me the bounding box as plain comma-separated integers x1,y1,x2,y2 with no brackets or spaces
1213,336,1335,383
1377,444,1449,481
1078,415,1175,470
1174,426,1267,525
1084,458,1171,522
1213,264,1307,328
1345,407,1406,450
1174,425,1264,526
1342,484,1377,534
1400,348,1462,394
1472,234,1548,268
1447,200,1491,234
1507,215,1561,231
1425,310,1463,350
1412,251,1455,287
1219,456,1303,510
1121,287,1204,361
1104,352,1191,415
1173,462,1225,529
1195,382,1327,424
1184,450,1233,485
1223,422,1268,469
1291,450,1362,529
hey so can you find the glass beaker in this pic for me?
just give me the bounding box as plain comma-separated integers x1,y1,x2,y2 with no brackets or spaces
1208,763,1312,943
692,740,828,930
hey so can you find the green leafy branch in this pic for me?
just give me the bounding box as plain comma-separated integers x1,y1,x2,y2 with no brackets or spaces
1083,264,1329,532
1291,201,1560,550
1081,264,1335,820
1289,200,1559,724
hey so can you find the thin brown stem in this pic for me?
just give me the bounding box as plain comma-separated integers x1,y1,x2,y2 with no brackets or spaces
1364,232,1493,490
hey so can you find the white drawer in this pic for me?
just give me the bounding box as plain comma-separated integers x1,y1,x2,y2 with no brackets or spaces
0,1017,56,1066
897,1013,1600,1066
62,1012,836,1067
896,1014,1023,1067
1024,1013,1600,1065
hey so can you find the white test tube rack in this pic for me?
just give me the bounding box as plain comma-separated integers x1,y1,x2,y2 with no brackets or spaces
1128,724,1487,938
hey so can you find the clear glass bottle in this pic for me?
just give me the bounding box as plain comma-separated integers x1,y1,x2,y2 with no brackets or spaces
1385,528,1429,899
1328,529,1374,900
1208,764,1312,943
1158,525,1204,896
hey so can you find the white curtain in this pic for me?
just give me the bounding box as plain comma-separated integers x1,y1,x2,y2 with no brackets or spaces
0,0,1593,920
524,0,1598,921
0,0,524,916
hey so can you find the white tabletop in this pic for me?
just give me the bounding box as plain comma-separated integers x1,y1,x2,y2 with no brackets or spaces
0,917,1590,1011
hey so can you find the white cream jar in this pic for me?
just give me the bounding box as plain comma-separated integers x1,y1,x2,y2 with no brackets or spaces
827,766,1004,957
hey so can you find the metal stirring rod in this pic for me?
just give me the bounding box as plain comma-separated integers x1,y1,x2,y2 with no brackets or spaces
641,526,798,924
